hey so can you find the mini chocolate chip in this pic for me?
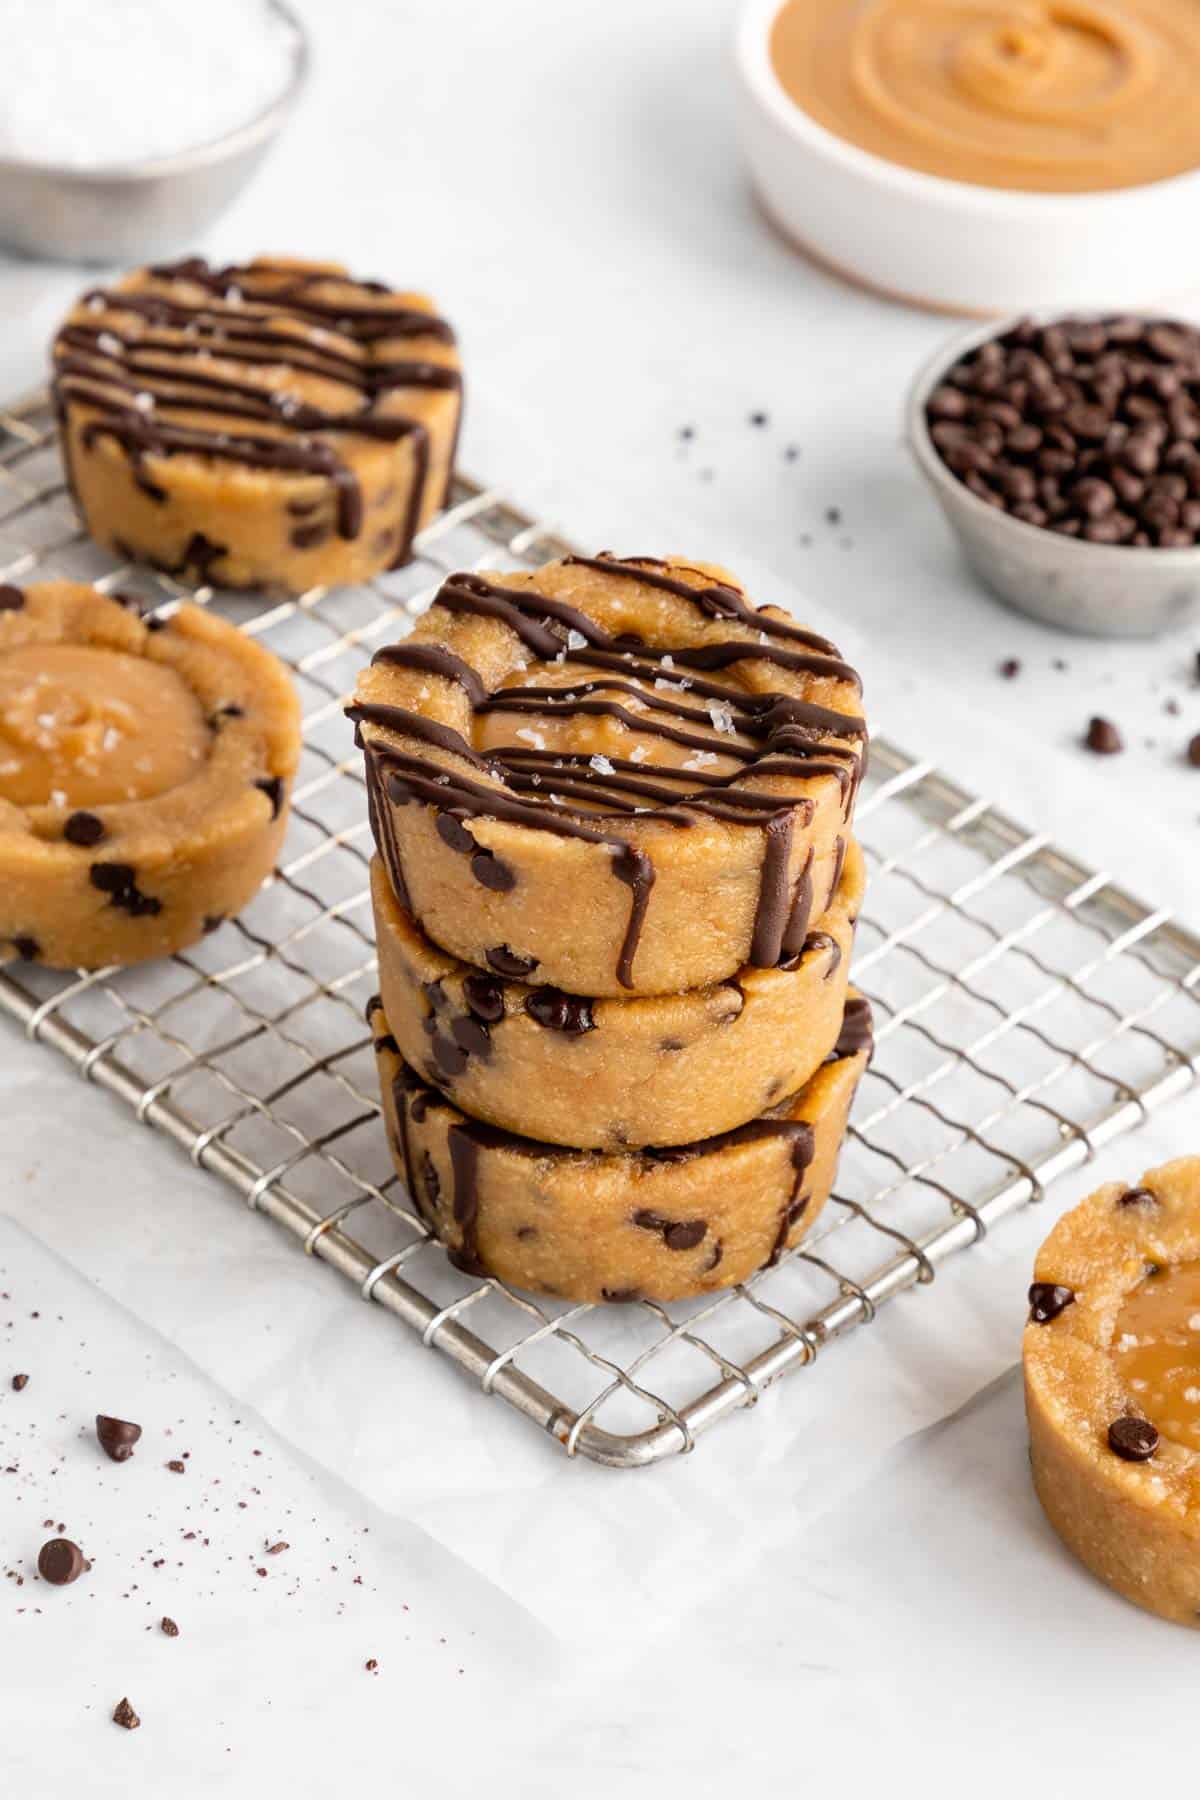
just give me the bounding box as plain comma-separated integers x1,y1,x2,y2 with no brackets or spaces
524,986,596,1036
11,936,38,961
11,1373,28,1391
1084,716,1123,754
1028,1281,1075,1324
435,811,475,855
96,1414,141,1462
471,850,516,892
291,520,331,550
999,658,1021,678
462,974,505,1023
515,1224,538,1240
63,810,105,847
0,584,24,610
664,1220,707,1252
486,944,537,978
161,1616,180,1637
1118,1186,1157,1209
255,776,284,819
112,1698,140,1731
38,1537,85,1586
1108,1416,1159,1462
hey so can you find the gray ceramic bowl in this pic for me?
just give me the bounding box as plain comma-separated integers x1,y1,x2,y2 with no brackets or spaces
0,0,308,266
907,315,1200,640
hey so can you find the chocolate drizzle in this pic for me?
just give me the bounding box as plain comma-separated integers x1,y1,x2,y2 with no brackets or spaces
353,559,865,986
53,257,460,570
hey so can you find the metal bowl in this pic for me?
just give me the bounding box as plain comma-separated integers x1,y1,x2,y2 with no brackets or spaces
0,0,309,266
906,315,1200,640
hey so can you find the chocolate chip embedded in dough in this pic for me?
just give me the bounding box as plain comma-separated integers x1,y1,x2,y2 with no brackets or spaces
632,1210,707,1251
524,986,595,1036
462,975,505,1024
601,1286,642,1304
111,1698,140,1731
255,776,284,819
1028,1281,1076,1324
63,810,105,848
450,1015,491,1059
95,1413,141,1462
373,1032,400,1055
421,1151,440,1210
11,935,39,960
485,944,537,979
431,1033,468,1080
0,584,25,610
290,520,332,550
435,811,475,855
471,850,516,892
1108,1416,1159,1462
37,1537,85,1586
202,914,225,935
1117,1186,1158,1209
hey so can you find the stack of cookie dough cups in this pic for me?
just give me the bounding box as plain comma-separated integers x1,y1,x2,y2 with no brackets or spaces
353,553,871,1304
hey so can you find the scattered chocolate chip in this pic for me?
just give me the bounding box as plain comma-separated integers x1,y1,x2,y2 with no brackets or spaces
37,1537,85,1586
1084,716,1123,754
1108,1416,1159,1462
0,584,25,610
255,776,284,819
11,1373,28,1391
160,1616,179,1638
63,810,105,847
165,1459,185,1474
435,811,475,855
998,658,1021,678
96,1414,141,1462
266,1541,289,1555
485,944,537,979
112,1698,140,1731
524,986,596,1036
470,850,516,892
365,1658,379,1672
1118,1186,1157,1209
1028,1281,1075,1324
11,935,39,961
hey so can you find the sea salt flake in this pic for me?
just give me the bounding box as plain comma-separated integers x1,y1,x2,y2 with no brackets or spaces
87,295,105,314
660,654,675,670
566,630,587,652
133,392,155,413
589,755,615,775
1188,1313,1200,1331
225,286,244,306
98,332,121,357
707,702,736,735
683,750,718,771
629,746,649,764
1186,1387,1200,1404
654,678,683,693
515,727,546,749
1117,1334,1139,1351
49,789,67,808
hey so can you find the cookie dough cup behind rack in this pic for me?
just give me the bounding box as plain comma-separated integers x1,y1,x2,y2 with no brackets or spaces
370,836,864,1149
53,256,462,594
351,553,866,997
0,581,300,969
371,991,872,1304
1024,1158,1200,1628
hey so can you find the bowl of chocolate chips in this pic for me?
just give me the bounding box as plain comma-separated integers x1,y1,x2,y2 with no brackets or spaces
908,312,1200,638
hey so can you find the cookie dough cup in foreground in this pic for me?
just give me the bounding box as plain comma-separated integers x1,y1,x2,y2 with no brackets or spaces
53,256,462,594
0,581,300,969
1024,1158,1200,1628
370,992,872,1304
351,554,866,997
370,837,864,1149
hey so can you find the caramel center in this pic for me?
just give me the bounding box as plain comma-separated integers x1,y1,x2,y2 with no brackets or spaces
1113,1261,1200,1451
0,644,209,808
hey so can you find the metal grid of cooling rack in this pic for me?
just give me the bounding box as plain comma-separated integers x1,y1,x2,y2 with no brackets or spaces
3,387,1200,1469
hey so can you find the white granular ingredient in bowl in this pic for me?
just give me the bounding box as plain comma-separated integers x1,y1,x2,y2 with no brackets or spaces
0,0,296,169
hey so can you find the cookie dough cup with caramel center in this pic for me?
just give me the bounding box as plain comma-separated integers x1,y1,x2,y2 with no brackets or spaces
53,256,462,595
351,554,866,998
371,992,871,1304
1024,1157,1200,1628
370,837,864,1149
0,581,300,969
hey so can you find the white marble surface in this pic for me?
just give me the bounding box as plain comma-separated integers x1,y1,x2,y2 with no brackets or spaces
4,0,1200,1791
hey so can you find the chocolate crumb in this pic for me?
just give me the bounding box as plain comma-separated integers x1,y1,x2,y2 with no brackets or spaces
160,1616,179,1638
1187,735,1200,767
749,411,768,428
10,1373,28,1392
165,1459,185,1474
365,1658,378,1673
1084,716,1123,754
266,1541,289,1555
96,1414,141,1463
1108,1416,1159,1462
11,936,39,961
112,1698,140,1731
998,658,1021,679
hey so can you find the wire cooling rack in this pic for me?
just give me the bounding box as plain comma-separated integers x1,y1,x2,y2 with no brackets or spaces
3,388,1200,1468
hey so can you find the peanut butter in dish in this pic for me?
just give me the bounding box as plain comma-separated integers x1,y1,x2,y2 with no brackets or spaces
769,0,1200,193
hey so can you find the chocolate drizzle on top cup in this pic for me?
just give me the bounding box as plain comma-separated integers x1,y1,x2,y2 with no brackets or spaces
927,317,1200,547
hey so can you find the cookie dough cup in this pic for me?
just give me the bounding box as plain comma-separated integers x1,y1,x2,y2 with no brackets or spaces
351,553,865,997
370,991,872,1303
0,581,300,969
1024,1158,1200,1628
370,837,864,1149
53,256,461,593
